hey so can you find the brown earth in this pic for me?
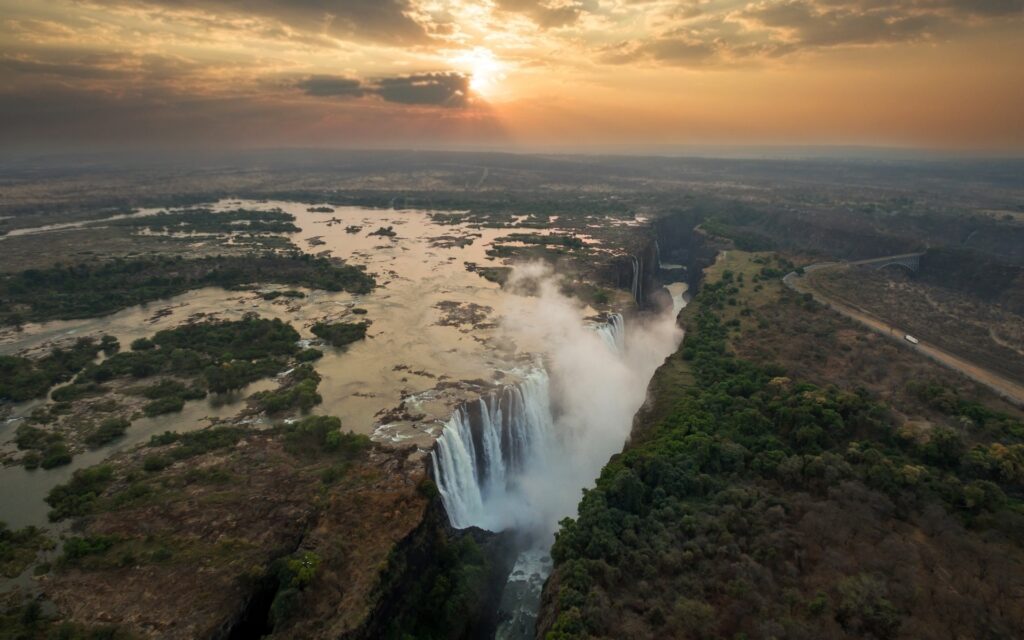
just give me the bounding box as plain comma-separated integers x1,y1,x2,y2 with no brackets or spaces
42,434,430,639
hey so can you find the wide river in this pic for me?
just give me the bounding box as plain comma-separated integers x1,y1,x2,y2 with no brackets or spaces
0,200,612,529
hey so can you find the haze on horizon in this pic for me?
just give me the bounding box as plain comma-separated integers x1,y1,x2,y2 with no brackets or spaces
1,0,1022,154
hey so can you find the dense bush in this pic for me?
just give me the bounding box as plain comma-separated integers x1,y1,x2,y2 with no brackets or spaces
60,536,118,565
295,348,323,362
78,317,299,396
544,276,1024,639
147,426,247,461
46,465,115,521
143,396,185,417
0,253,374,325
310,321,367,348
269,551,322,628
279,416,370,459
0,337,108,402
110,208,300,235
377,536,495,639
251,365,322,414
85,418,129,448
16,424,72,469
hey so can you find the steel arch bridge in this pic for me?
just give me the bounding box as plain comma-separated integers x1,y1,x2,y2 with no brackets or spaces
850,252,924,272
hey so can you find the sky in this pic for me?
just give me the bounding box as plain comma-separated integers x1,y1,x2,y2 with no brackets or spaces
1,0,1022,153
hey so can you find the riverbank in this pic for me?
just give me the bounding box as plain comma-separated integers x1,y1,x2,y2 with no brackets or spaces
537,249,1024,639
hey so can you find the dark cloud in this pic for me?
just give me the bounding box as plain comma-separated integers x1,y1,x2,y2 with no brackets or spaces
747,1,952,47
495,0,585,28
936,0,1024,17
636,39,718,64
606,0,1022,67
373,72,470,107
0,56,127,80
296,75,365,97
0,81,505,152
297,72,471,107
0,51,201,84
102,0,431,44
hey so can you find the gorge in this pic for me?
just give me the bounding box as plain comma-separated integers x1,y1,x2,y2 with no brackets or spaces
432,263,685,638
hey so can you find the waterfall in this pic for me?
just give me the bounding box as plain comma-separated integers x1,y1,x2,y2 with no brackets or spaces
594,313,625,354
432,315,625,532
432,368,556,530
630,255,643,305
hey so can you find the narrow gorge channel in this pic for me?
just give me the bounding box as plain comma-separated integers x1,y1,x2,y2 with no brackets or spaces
431,265,685,638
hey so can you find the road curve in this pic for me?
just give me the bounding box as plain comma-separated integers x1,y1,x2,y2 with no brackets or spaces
784,269,1024,408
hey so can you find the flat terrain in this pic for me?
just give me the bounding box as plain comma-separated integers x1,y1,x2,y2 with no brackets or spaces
786,266,1024,406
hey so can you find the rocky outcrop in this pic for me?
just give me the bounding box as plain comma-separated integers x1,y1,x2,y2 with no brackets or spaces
350,493,518,639
653,209,723,290
42,435,438,640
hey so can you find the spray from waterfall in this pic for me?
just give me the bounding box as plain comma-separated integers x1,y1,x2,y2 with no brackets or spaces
432,262,682,538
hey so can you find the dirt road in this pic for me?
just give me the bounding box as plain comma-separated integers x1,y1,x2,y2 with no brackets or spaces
785,269,1024,407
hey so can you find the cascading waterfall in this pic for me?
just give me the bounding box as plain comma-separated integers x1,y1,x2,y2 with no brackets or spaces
431,368,557,531
429,264,685,639
431,314,625,532
594,312,625,354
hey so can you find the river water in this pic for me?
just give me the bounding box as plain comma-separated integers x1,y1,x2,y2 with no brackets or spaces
0,200,688,640
0,201,606,531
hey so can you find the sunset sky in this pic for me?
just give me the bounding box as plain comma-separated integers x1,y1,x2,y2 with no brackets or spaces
1,0,1022,153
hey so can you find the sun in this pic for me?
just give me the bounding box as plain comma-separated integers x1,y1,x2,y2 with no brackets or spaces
455,48,505,98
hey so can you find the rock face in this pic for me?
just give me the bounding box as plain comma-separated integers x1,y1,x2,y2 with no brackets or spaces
653,209,723,290
41,431,521,640
42,436,433,639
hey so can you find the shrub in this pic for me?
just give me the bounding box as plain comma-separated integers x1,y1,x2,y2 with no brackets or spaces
310,322,368,348
40,443,73,469
46,465,114,521
0,337,105,402
143,455,171,472
143,396,185,417
130,337,155,351
252,365,322,414
148,426,246,460
295,348,323,362
85,418,129,448
280,416,370,459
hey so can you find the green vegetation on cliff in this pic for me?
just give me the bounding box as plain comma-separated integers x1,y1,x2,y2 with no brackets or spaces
543,255,1024,640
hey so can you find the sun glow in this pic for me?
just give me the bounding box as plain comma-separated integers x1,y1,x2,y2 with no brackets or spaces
456,47,505,98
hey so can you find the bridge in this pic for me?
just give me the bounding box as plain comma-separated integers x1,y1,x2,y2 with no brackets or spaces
849,252,924,272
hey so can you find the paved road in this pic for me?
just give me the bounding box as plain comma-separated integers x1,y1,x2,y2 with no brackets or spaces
785,267,1024,408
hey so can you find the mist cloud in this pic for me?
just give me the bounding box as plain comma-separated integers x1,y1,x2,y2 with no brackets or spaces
482,262,683,537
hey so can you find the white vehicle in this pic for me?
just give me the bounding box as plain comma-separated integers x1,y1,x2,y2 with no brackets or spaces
904,334,920,345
